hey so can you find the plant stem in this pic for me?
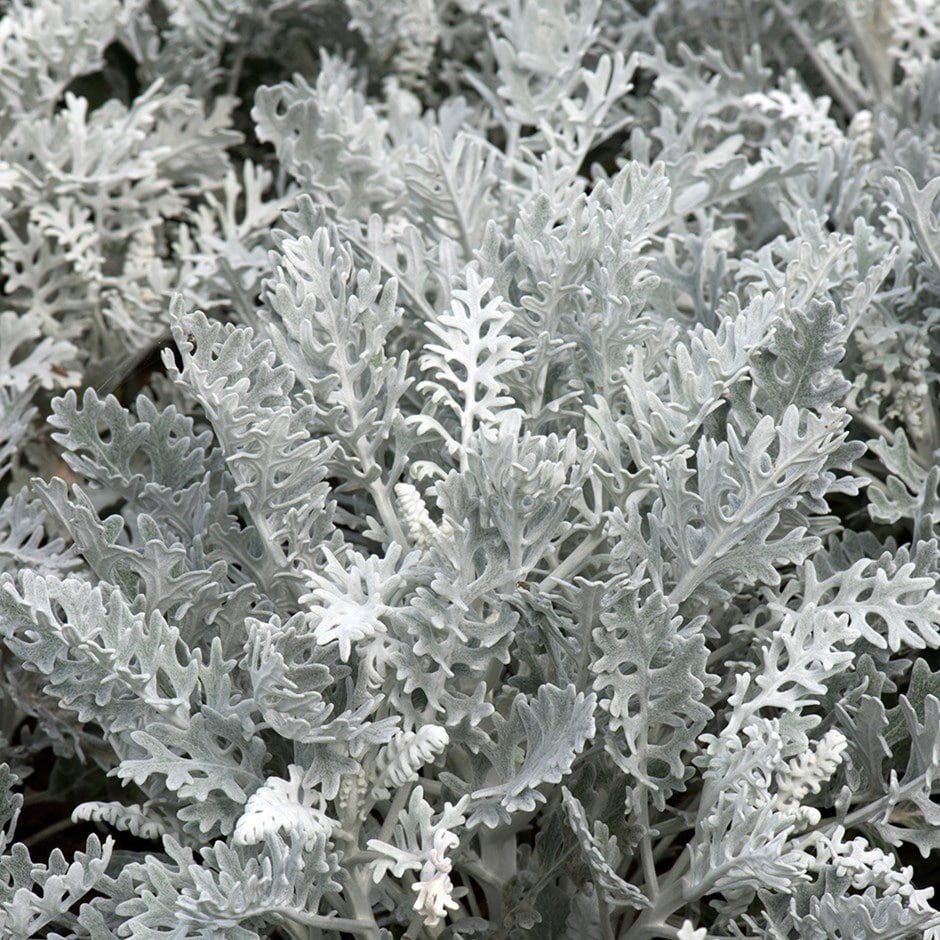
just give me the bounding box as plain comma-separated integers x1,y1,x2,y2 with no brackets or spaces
23,817,76,850
768,0,861,117
624,878,686,939
596,882,616,940
377,782,414,844
539,527,605,591
267,907,381,938
637,792,660,901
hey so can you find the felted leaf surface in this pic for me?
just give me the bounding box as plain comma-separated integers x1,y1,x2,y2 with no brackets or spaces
456,684,596,828
791,553,940,652
0,572,199,733
592,588,712,808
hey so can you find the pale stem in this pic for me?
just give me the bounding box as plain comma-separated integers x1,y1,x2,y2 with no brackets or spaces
377,782,415,845
538,528,605,591
267,906,382,938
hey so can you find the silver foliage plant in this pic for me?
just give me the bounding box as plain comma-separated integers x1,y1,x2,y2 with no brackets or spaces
1,0,940,937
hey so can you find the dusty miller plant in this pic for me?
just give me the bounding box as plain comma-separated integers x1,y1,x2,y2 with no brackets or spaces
1,0,940,938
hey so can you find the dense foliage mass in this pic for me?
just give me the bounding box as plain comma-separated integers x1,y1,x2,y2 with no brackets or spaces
1,1,940,937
